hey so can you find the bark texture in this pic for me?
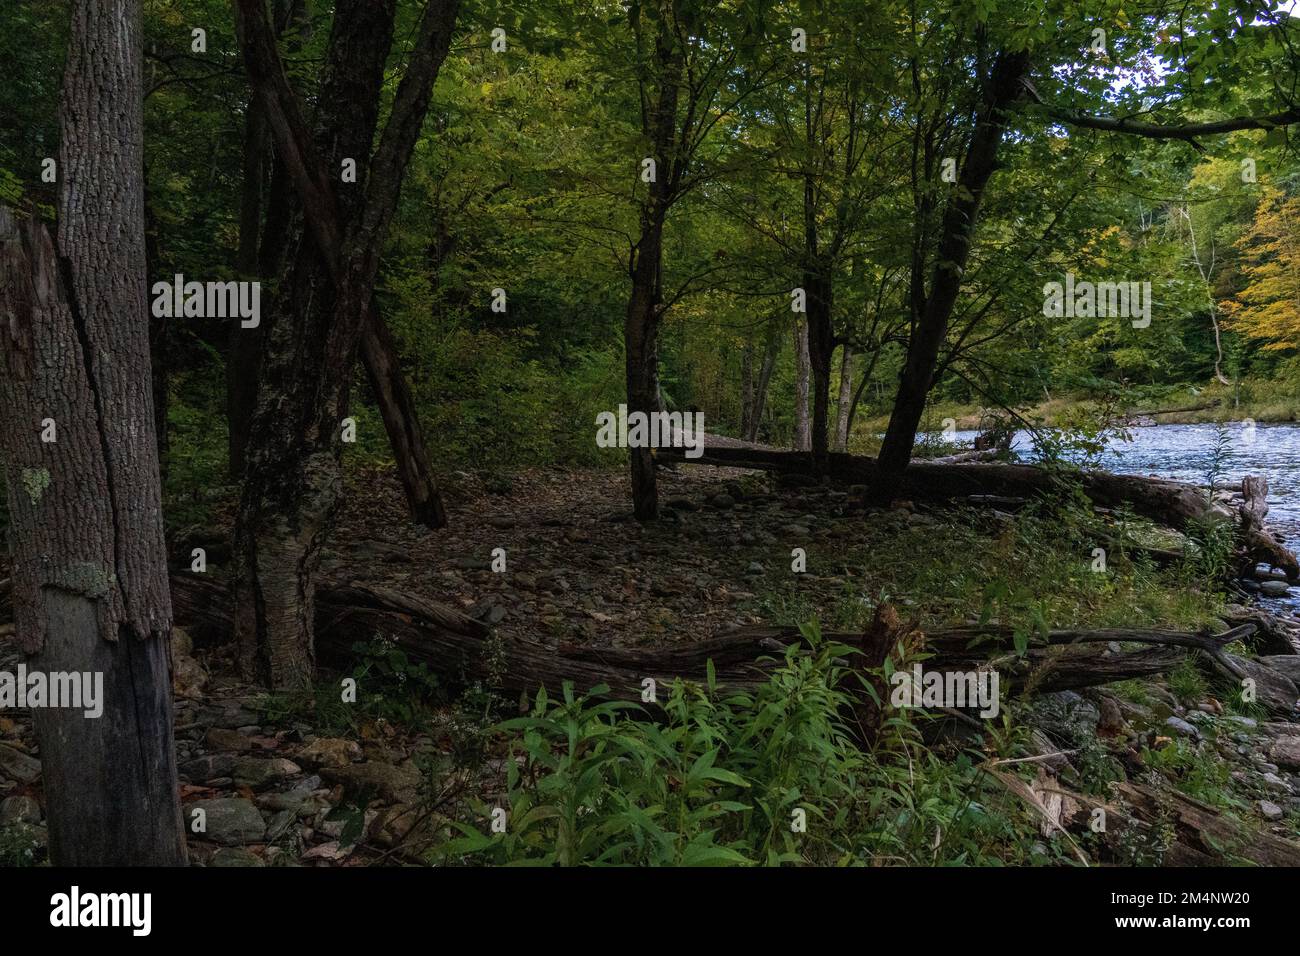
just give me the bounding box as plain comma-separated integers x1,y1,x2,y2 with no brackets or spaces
230,0,459,687
875,49,1031,494
0,0,184,866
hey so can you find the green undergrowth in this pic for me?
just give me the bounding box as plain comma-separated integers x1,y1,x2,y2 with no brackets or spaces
435,625,1074,867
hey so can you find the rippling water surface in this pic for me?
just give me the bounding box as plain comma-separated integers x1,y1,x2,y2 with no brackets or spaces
950,423,1300,612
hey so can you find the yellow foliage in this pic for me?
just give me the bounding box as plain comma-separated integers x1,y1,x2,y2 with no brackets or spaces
1222,186,1300,351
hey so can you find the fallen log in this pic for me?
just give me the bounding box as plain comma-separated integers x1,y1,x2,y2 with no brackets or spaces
1125,399,1222,418
6,574,1282,713
1091,782,1300,866
662,445,1299,580
158,575,1236,706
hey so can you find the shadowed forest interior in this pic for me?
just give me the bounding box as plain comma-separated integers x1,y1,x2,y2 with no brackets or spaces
3,0,1300,870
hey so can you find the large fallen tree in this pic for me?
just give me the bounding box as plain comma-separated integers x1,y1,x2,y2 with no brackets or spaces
1,572,1294,716
151,574,1294,715
661,445,1299,580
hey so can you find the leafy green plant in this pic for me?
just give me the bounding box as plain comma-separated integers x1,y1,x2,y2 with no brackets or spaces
440,624,1063,867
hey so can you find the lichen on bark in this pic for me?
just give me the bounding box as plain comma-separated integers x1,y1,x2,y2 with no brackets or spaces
20,467,50,503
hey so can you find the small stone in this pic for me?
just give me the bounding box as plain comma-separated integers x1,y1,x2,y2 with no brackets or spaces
188,798,267,846
321,761,420,803
230,756,301,789
298,737,361,769
1258,800,1285,822
1260,580,1291,597
265,808,298,842
1164,716,1202,741
0,744,41,784
206,728,254,753
1270,736,1300,771
0,795,41,826
209,847,266,867
1261,772,1292,793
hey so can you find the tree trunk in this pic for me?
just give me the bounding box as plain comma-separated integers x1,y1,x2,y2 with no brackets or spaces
622,12,684,522
228,86,270,478
0,0,185,866
793,316,811,451
740,341,754,437
625,228,664,521
361,304,447,527
875,50,1031,499
745,326,779,442
834,344,854,451
844,344,882,443
231,0,459,688
805,272,834,470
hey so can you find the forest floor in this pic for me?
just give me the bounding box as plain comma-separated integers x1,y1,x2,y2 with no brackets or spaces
4,462,1300,865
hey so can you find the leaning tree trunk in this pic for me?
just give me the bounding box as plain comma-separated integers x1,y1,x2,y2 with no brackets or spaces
0,0,185,866
875,49,1031,499
231,0,459,687
360,304,448,527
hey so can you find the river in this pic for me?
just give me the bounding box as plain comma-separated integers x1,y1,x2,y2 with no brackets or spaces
950,422,1300,613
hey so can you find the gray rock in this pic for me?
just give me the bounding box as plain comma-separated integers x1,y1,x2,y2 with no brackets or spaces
0,744,41,784
180,754,235,781
1270,736,1300,770
0,795,41,826
231,756,301,789
189,798,267,846
209,847,266,867
265,808,298,842
1260,656,1300,685
1261,772,1292,793
1028,691,1101,746
1258,800,1285,822
1261,580,1292,597
1165,716,1202,741
321,761,420,803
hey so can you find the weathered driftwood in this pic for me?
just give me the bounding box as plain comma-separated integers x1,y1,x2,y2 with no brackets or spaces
1070,782,1300,866
156,575,1253,706
662,445,1300,580
929,622,1296,716
1220,605,1300,656
7,575,1288,714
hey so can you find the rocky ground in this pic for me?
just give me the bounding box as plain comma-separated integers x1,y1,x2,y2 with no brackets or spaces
3,463,1300,865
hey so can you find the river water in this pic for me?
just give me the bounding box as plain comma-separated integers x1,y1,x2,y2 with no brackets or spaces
951,422,1300,612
